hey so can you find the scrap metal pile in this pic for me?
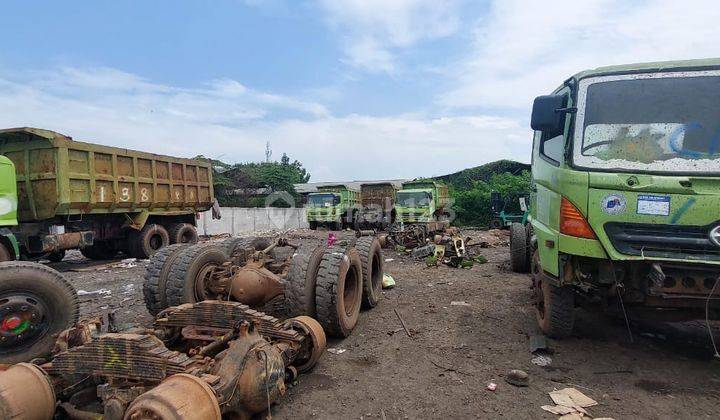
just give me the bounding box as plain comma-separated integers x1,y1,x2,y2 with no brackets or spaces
0,301,324,419
376,224,477,268
0,234,385,419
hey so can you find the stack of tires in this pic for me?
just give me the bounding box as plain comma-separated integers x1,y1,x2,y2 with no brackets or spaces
142,235,384,338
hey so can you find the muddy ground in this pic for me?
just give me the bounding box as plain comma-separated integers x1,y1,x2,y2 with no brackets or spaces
48,229,720,419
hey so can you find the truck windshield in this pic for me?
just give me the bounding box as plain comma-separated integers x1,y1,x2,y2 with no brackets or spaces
397,191,432,207
573,71,720,173
308,193,339,207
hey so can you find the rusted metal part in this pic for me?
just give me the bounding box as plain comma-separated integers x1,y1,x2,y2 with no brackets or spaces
39,230,93,253
124,373,221,420
229,262,285,306
48,333,208,382
0,299,323,419
0,363,56,420
284,316,326,373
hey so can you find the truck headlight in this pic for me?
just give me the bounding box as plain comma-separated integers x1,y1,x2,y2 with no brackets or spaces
0,196,16,216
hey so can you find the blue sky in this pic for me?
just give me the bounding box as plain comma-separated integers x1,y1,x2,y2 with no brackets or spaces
1,0,719,181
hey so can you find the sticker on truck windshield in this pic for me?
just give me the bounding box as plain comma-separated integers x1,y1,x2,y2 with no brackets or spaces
601,194,627,215
637,195,670,216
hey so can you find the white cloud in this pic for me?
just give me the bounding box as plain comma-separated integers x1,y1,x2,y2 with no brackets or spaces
439,0,720,109
317,0,463,73
0,66,529,182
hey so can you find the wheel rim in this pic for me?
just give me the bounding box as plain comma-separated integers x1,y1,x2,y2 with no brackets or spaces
370,251,382,291
0,293,49,353
194,263,221,301
343,265,360,316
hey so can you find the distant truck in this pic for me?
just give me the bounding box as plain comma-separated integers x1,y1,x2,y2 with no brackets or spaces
306,184,361,230
511,58,720,338
395,180,450,224
0,127,216,261
357,182,398,229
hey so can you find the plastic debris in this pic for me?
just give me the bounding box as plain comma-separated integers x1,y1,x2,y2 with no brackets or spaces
541,387,600,419
487,382,497,391
327,348,346,355
450,301,471,307
382,274,396,289
384,258,395,262
531,355,552,366
77,289,112,296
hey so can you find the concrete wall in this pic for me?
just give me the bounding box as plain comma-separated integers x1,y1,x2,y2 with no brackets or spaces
199,207,308,236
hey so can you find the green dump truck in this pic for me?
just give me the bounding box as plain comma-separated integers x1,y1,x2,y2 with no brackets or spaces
306,184,361,230
0,127,216,261
0,154,78,363
511,58,720,338
395,180,450,224
357,182,398,229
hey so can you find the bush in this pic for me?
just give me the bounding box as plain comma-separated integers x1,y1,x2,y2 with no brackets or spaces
451,171,530,226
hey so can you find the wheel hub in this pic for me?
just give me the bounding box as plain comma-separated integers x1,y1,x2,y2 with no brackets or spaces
0,295,47,347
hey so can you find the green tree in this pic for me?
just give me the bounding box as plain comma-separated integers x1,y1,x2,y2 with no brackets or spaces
451,171,531,226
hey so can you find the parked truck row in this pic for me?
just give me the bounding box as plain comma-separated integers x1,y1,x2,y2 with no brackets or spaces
305,180,450,230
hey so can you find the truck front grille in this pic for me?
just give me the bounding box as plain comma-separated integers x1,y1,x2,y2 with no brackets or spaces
605,222,720,262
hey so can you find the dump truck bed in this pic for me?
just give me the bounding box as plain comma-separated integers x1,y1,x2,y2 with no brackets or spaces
0,128,214,222
360,183,396,208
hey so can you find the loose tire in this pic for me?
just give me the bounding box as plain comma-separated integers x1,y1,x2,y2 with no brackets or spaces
167,223,199,245
0,262,78,363
355,236,383,309
129,224,170,259
80,241,118,260
309,221,318,230
314,247,363,338
165,245,228,306
143,243,191,315
285,245,325,317
533,250,575,338
510,223,529,273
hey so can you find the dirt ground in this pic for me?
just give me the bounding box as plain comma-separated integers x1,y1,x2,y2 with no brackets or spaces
48,229,720,419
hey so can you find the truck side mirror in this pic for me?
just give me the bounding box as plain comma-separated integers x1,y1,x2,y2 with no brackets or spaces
530,94,570,137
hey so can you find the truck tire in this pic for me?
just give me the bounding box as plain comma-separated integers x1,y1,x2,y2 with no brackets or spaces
314,247,363,338
219,236,272,259
490,218,503,229
129,224,170,259
46,250,65,263
309,221,318,230
80,241,118,260
534,252,575,338
333,220,343,231
285,245,325,317
355,236,383,309
0,262,79,363
167,223,199,245
143,243,191,315
510,223,529,273
0,244,12,262
525,223,534,270
165,245,228,306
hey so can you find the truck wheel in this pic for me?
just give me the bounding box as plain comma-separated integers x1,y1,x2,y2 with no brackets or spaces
285,245,325,317
355,236,383,309
219,236,271,259
490,218,503,229
334,220,343,231
80,241,118,260
165,245,228,306
0,245,10,262
309,221,318,230
167,223,199,245
0,262,78,363
510,223,529,273
314,247,363,338
143,243,191,315
46,250,65,263
129,224,170,259
533,251,575,338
